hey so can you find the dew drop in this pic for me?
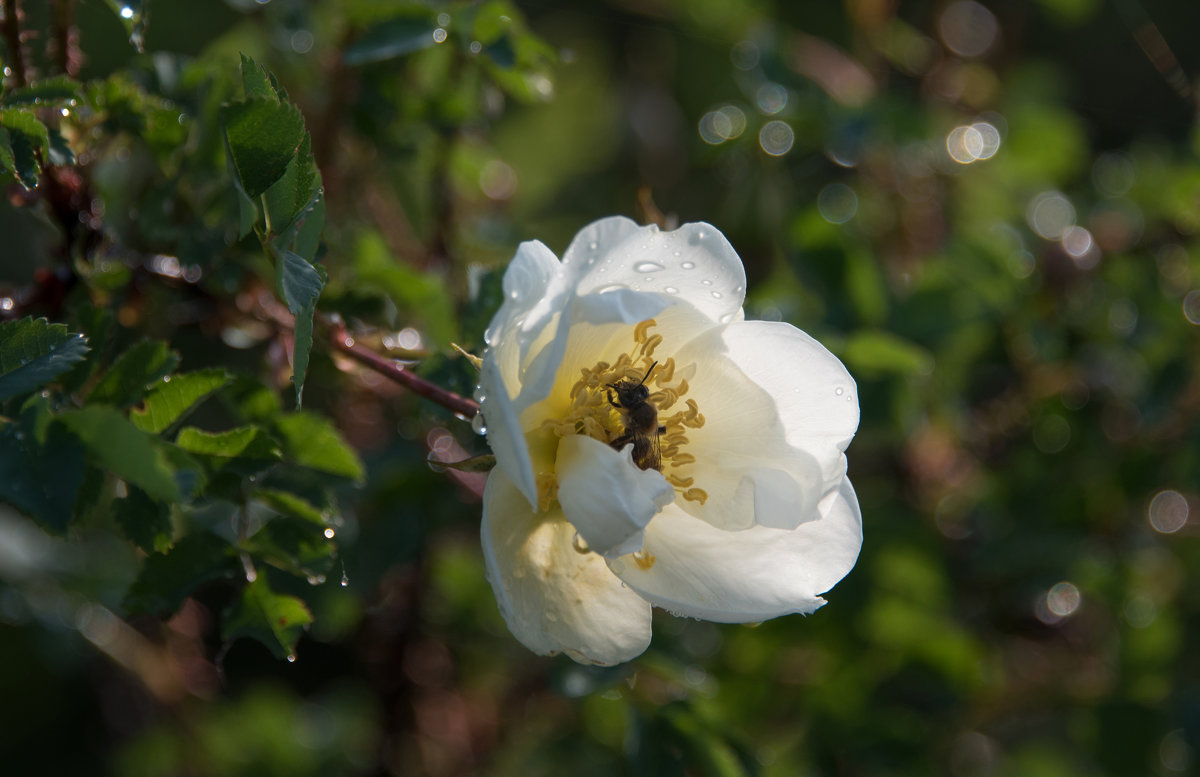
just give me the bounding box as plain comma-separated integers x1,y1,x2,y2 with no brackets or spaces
701,279,712,286
634,261,665,273
719,313,734,324
835,386,844,396
471,413,488,435
340,573,350,587
323,528,335,539
711,291,723,299
162,375,171,383
286,654,297,663
673,251,681,257
664,286,679,294
589,241,598,251
681,261,696,270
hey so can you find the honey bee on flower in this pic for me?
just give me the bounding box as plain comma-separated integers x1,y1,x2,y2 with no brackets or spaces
476,217,862,665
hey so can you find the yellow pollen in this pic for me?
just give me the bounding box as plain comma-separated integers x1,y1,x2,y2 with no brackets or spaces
632,549,656,570
549,318,705,504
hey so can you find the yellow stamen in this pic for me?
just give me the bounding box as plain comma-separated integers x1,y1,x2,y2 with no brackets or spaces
683,488,709,505
633,549,656,570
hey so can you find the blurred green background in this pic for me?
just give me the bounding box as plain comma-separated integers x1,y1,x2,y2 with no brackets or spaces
1,0,1199,775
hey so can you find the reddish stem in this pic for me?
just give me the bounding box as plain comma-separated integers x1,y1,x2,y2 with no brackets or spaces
327,320,479,419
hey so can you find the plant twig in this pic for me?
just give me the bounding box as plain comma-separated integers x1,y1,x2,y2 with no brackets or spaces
325,318,479,419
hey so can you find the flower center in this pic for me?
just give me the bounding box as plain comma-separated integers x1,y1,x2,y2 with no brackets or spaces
536,318,707,511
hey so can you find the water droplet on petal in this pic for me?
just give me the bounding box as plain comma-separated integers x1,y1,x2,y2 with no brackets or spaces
664,286,679,294
589,241,598,251
634,261,665,273
681,261,696,270
835,386,844,396
711,291,722,299
701,279,712,286
471,413,488,435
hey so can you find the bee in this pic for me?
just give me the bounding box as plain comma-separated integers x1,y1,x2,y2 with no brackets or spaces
606,362,666,471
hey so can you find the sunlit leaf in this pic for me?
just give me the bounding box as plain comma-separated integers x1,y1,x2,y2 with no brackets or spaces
131,368,232,434
61,406,180,502
221,97,305,198
275,412,364,482
175,426,282,461
0,317,90,401
222,577,314,659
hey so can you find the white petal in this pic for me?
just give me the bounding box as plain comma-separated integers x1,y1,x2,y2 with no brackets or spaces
485,239,564,395
479,357,538,509
481,469,653,664
608,478,863,623
668,338,825,531
566,219,747,325
717,320,859,510
556,435,674,557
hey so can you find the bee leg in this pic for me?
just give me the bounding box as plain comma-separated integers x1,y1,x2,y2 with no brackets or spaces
606,388,622,409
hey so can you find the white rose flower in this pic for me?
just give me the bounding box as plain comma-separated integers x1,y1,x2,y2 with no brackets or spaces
477,217,862,665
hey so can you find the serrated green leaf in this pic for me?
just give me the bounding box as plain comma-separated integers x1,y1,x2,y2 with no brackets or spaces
0,127,15,180
0,416,87,533
221,97,305,198
60,406,180,502
175,425,282,460
0,109,50,188
276,412,364,481
0,317,90,401
114,485,173,553
47,128,75,166
242,516,336,579
842,330,935,377
343,18,440,65
263,135,323,245
222,577,313,659
131,368,232,434
123,532,241,615
239,53,277,101
87,340,179,407
1,76,83,108
276,250,326,408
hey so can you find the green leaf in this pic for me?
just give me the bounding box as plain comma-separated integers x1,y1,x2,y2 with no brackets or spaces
276,250,326,408
0,317,90,401
1,76,83,108
221,97,305,198
276,412,364,481
47,128,75,166
0,109,49,188
0,416,87,533
124,532,241,615
263,135,323,244
60,406,180,502
131,368,232,434
239,53,278,101
252,488,327,525
0,128,15,180
222,577,314,659
114,485,173,553
175,426,282,461
242,516,336,579
87,340,179,407
343,18,440,66
842,330,935,377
